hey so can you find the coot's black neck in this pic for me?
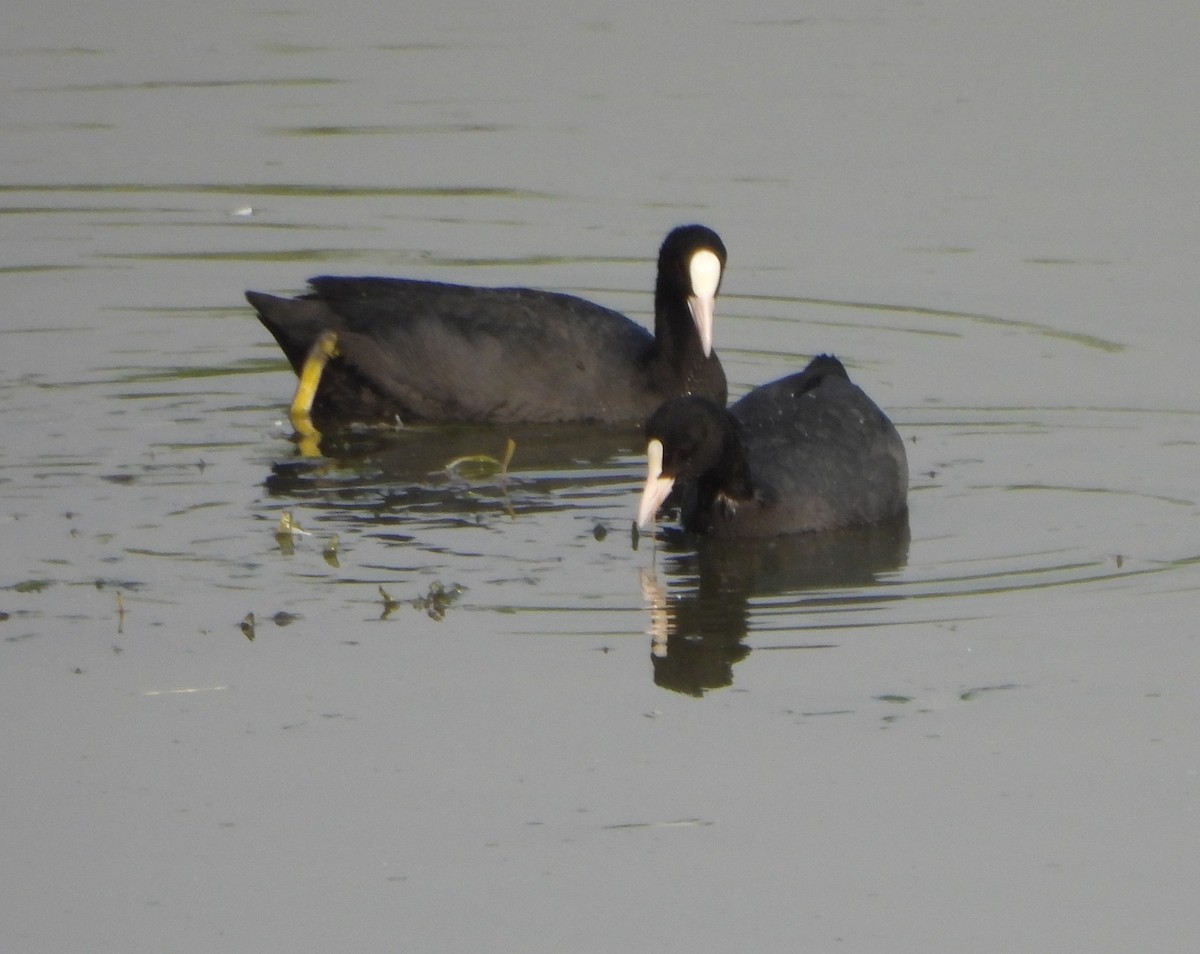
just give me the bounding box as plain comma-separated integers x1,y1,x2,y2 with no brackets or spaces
689,419,755,529
651,277,704,365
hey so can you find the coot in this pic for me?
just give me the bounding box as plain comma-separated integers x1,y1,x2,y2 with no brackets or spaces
637,355,908,537
245,225,727,426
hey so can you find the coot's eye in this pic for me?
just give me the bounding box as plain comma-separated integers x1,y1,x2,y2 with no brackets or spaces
670,439,700,471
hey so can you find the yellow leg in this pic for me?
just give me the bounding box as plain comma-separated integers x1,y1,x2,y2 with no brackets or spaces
289,331,339,435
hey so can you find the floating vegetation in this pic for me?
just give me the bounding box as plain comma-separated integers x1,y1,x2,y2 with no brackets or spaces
275,510,311,537
378,585,401,620
322,534,340,568
444,437,516,481
412,580,464,621
275,510,313,554
11,580,52,594
959,683,1019,702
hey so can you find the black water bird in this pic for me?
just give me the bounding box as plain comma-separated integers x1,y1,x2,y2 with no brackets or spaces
637,355,908,537
245,225,727,427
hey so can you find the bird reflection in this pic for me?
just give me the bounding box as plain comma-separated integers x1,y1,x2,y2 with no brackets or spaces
261,420,644,531
639,519,910,696
265,421,637,494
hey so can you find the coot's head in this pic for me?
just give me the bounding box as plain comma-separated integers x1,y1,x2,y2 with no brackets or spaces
636,395,739,529
657,225,727,357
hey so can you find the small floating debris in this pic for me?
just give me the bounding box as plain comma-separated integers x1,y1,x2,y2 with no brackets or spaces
271,611,300,627
444,437,516,480
412,581,464,621
240,612,256,641
276,511,311,538
231,206,255,218
322,534,340,568
378,585,401,620
959,683,1019,702
275,510,312,553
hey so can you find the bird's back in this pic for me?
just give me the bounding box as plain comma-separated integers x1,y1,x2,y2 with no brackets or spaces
726,358,908,533
251,277,661,422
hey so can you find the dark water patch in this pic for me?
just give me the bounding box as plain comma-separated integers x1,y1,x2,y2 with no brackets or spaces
270,123,511,137
7,580,56,594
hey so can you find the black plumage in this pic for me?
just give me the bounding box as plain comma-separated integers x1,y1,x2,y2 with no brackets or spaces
245,225,727,425
637,355,908,537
